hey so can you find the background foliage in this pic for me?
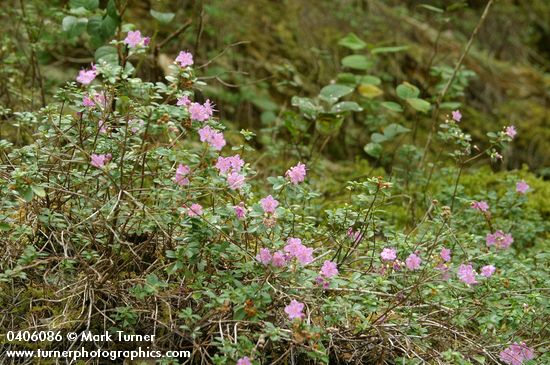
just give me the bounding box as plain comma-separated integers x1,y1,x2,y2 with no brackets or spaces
0,1,549,364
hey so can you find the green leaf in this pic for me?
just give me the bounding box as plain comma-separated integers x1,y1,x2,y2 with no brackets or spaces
18,186,34,202
359,75,381,85
320,84,353,103
336,72,358,86
31,185,46,198
371,133,387,143
338,33,367,51
341,55,372,70
95,45,118,65
331,101,362,113
69,0,99,10
384,123,410,139
106,0,118,19
291,96,320,119
371,45,409,54
364,143,382,158
100,15,119,40
150,9,176,24
62,16,88,38
0,222,10,231
396,82,420,99
406,98,431,113
381,101,403,112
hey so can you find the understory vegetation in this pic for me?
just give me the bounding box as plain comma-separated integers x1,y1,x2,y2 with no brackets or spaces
0,1,549,364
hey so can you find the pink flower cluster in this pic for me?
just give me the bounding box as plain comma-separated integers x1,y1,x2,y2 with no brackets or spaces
505,125,517,139
174,164,190,186
175,51,194,68
457,264,478,285
405,253,422,270
316,260,338,288
186,203,203,217
516,180,529,194
451,110,462,122
440,247,452,262
198,126,226,150
236,357,252,365
82,92,108,109
284,237,314,265
256,248,286,267
76,64,97,85
284,299,304,320
177,95,191,107
286,162,306,184
380,248,397,262
260,195,279,214
234,202,246,219
189,100,214,122
90,153,111,168
123,30,150,48
471,200,489,212
486,230,513,249
216,155,244,175
499,342,535,365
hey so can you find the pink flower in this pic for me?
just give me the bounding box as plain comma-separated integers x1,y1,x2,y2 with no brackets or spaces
499,342,535,365
189,100,215,122
215,155,244,175
440,248,452,262
405,253,422,270
284,238,314,265
187,203,203,217
271,251,287,267
347,227,363,242
227,172,245,190
90,153,111,168
76,68,96,85
286,162,306,185
98,119,108,133
175,51,194,68
82,95,95,107
436,263,451,280
380,248,397,262
93,92,107,109
481,265,496,277
451,110,462,122
505,125,517,139
260,195,279,214
486,230,513,249
315,276,330,289
174,164,190,186
284,238,302,255
256,248,272,265
471,200,489,212
143,37,150,46
284,300,305,320
124,30,144,48
236,357,252,365
516,180,529,194
320,260,338,278
198,126,225,151
457,264,478,285
295,245,314,265
234,202,246,220
177,95,191,107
